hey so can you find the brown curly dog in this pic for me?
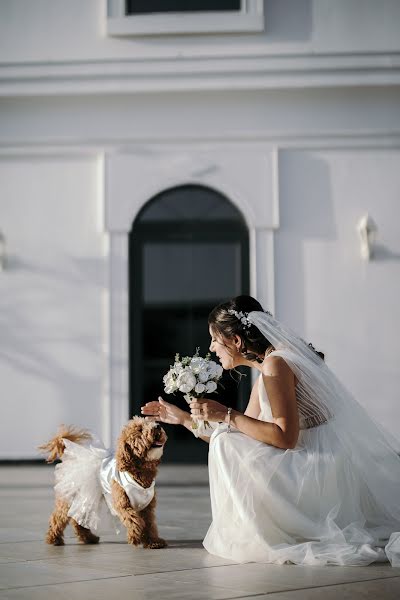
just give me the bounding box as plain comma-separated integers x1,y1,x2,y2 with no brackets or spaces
39,417,168,549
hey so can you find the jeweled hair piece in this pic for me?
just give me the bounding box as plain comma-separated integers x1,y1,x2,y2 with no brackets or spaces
228,308,273,331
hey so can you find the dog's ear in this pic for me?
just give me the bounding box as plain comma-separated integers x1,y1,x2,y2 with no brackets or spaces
116,440,134,471
115,418,150,470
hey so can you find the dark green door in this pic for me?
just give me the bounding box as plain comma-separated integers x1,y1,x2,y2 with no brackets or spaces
129,185,250,463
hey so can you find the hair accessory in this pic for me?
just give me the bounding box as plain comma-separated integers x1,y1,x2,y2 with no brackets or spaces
228,309,252,330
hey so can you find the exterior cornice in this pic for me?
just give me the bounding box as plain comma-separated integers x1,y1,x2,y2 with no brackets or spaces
0,52,399,97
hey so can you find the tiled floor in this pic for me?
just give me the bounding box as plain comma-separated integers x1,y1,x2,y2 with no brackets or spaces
1,465,400,599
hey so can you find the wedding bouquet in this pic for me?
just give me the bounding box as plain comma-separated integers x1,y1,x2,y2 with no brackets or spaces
163,348,223,429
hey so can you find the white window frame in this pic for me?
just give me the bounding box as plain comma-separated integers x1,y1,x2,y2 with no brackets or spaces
107,0,264,36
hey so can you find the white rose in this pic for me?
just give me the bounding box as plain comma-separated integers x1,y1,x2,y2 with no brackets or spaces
177,371,196,394
198,371,209,383
164,383,177,394
190,358,206,374
205,380,217,393
214,365,223,378
194,383,206,394
163,372,177,392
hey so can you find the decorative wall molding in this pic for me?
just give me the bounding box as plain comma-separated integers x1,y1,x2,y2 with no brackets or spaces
1,131,400,156
1,52,399,96
105,147,278,435
105,150,278,232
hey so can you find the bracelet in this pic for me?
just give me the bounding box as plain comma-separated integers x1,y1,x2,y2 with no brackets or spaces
226,407,232,433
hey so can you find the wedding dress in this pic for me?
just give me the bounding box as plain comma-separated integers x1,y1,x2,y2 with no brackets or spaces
198,312,400,566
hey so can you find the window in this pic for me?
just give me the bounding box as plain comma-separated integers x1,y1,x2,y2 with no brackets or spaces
129,185,250,463
107,0,264,36
126,1,241,14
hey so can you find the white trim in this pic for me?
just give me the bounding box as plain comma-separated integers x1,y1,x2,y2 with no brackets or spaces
105,147,276,432
1,133,400,158
1,52,399,97
107,0,263,36
0,130,400,162
271,147,280,229
108,233,130,444
101,236,111,448
249,226,257,300
105,150,276,232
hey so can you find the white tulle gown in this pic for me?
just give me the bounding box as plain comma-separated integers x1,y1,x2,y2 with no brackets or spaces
200,353,400,567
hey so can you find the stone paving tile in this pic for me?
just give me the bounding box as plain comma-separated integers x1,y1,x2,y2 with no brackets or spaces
236,575,400,600
0,540,133,563
0,529,44,544
0,560,132,591
129,562,400,596
0,573,250,600
40,544,235,575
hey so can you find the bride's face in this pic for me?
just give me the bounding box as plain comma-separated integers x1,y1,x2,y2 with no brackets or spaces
209,326,242,370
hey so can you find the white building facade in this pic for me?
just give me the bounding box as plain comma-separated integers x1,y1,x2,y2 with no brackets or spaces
1,0,400,459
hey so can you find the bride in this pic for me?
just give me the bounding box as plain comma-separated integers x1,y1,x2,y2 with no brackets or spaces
141,295,400,566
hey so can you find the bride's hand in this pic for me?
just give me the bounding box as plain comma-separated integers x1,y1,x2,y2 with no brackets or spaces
189,399,229,423
141,397,187,425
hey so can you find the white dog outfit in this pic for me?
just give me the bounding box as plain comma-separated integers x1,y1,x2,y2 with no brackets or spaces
54,438,155,532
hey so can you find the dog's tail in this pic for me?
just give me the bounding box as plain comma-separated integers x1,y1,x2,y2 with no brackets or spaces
38,425,92,463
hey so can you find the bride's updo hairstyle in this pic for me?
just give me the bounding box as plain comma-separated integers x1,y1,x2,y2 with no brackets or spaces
208,295,275,363
208,295,325,363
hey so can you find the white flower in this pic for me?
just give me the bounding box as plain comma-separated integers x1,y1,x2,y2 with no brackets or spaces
214,364,223,378
163,352,222,399
205,380,217,393
164,383,177,394
163,371,178,394
177,370,197,394
190,357,207,374
205,361,223,380
198,370,210,383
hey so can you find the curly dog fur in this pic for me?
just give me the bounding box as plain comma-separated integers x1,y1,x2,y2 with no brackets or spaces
39,418,168,548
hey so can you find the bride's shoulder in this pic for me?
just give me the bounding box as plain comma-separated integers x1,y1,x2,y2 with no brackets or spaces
261,353,287,375
261,353,298,385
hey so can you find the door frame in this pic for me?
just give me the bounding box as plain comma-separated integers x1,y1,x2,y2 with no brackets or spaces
129,202,250,461
103,148,278,446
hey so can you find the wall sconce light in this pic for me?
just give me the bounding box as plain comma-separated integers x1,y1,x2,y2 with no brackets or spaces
356,214,378,260
0,231,6,270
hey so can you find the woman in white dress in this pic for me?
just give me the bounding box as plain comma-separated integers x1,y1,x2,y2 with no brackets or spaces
141,295,400,566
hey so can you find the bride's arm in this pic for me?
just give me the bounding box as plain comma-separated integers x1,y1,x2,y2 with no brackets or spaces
191,357,299,450
141,398,212,443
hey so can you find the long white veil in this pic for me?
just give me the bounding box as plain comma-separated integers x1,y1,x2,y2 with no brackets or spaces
247,310,400,564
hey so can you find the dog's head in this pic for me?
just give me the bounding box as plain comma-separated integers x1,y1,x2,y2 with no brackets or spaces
115,417,167,472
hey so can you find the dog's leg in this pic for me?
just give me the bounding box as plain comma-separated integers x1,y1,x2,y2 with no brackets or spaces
70,519,100,545
140,495,167,549
46,497,70,545
111,480,145,546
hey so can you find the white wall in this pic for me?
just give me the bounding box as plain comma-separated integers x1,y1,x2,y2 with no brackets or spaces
276,149,400,429
0,157,106,457
0,0,399,61
0,0,399,457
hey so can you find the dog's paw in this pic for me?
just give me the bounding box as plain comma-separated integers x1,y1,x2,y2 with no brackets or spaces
46,535,64,546
127,535,141,546
144,538,168,549
83,533,100,545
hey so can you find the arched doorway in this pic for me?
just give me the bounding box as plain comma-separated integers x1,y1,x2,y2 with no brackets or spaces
129,184,250,462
